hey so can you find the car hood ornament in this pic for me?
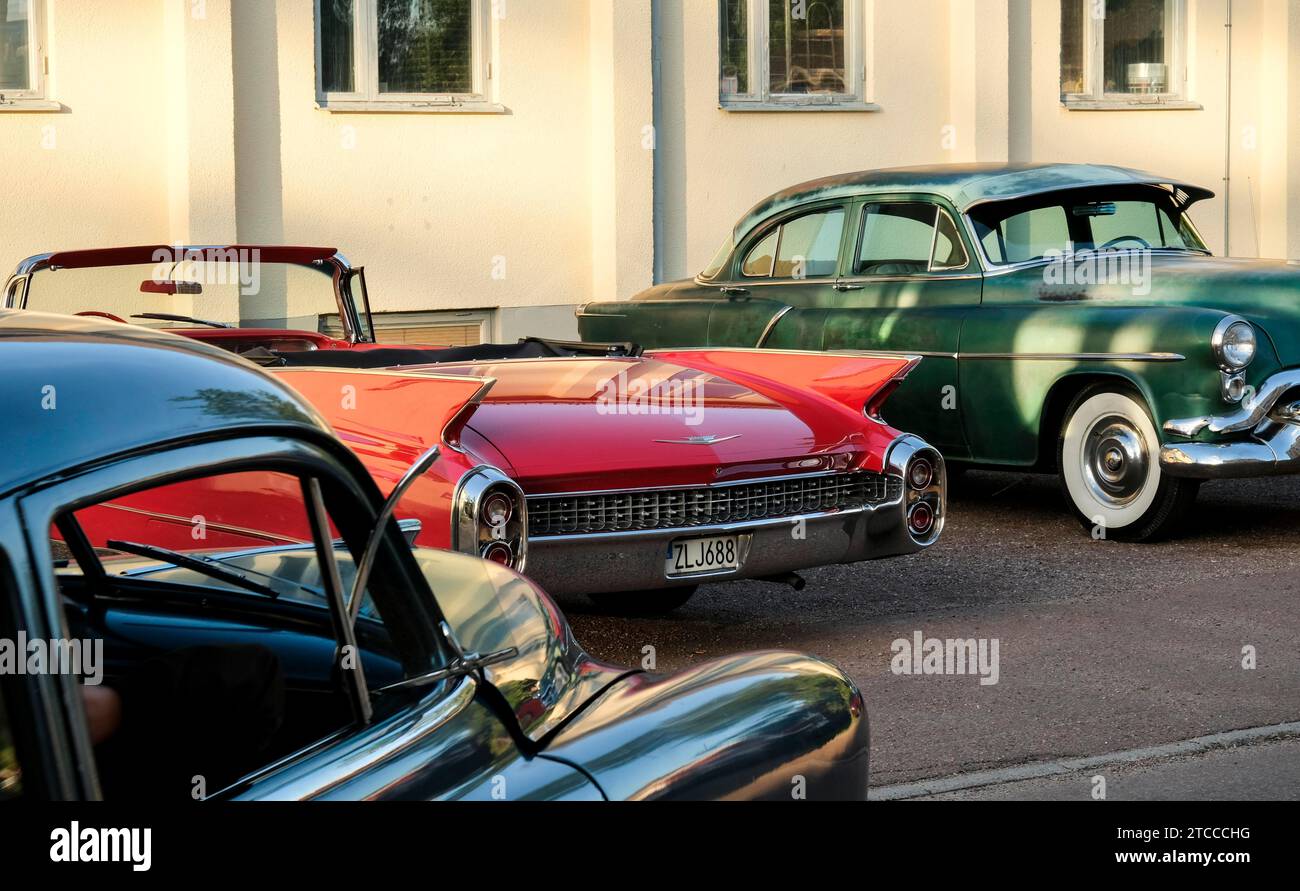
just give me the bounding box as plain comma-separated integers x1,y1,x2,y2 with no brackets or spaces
654,434,742,445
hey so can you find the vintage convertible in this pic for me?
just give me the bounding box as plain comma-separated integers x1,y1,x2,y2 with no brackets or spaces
0,312,870,801
578,162,1300,541
4,245,945,613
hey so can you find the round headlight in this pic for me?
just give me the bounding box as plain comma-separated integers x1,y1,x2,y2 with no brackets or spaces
1215,318,1256,370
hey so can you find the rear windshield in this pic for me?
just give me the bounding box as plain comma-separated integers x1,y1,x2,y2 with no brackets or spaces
968,187,1208,266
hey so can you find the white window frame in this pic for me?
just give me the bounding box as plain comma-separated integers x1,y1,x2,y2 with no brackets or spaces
1061,0,1197,110
720,0,875,112
314,0,502,113
0,0,54,111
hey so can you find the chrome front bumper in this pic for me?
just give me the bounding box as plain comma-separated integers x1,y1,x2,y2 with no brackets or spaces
1161,369,1300,480
523,435,943,597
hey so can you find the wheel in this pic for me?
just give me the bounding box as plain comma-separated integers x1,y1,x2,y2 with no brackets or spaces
1057,384,1199,542
587,585,697,616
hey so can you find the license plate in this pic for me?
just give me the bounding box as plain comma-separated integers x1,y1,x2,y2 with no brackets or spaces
666,535,741,577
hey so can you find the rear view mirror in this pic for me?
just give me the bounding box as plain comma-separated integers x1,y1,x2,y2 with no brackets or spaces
140,280,203,296
1071,202,1117,217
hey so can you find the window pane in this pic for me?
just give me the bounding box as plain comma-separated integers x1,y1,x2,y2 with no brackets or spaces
1086,200,1190,250
973,206,1071,265
320,0,356,93
768,0,846,94
701,235,735,279
378,0,473,94
774,208,844,278
0,0,31,92
856,204,937,276
1103,0,1170,94
1060,0,1084,96
742,230,778,277
720,0,748,95
931,211,968,271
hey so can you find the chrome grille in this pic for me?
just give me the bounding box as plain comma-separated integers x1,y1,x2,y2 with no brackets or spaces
527,471,902,537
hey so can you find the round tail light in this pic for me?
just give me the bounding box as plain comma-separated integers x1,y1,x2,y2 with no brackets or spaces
482,541,514,565
482,492,514,527
908,458,934,490
908,502,935,536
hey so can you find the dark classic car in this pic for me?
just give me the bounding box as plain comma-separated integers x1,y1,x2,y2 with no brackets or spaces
579,162,1300,540
4,245,945,614
0,312,869,801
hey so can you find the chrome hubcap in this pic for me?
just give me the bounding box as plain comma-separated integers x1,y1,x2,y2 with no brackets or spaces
1082,415,1149,506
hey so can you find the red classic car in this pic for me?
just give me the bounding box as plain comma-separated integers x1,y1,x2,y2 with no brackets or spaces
6,245,945,612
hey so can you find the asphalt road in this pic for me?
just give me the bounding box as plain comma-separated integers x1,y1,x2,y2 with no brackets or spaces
561,470,1300,800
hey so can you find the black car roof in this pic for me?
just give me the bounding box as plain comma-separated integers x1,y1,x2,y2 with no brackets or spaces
0,311,333,496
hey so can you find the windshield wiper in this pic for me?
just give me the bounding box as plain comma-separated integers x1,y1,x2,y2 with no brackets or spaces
131,313,234,329
106,539,283,599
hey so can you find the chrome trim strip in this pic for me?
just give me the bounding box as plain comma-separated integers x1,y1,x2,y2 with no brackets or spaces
754,305,795,347
959,351,1185,362
524,467,872,499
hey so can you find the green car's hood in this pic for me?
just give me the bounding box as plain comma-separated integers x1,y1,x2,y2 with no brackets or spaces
1023,254,1300,366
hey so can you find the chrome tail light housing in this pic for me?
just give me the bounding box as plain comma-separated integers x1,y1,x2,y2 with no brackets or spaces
885,434,946,546
452,466,528,572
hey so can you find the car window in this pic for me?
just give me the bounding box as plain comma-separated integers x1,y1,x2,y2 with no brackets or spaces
0,687,20,801
742,229,778,277
700,235,735,280
1086,200,1191,250
979,206,1070,265
857,203,966,275
773,208,844,279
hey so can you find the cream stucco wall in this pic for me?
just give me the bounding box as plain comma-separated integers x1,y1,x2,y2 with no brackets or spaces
0,1,171,264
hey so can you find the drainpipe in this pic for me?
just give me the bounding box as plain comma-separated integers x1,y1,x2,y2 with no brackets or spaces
1223,0,1233,256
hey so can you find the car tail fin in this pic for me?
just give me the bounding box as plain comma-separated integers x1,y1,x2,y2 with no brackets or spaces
647,349,921,423
272,368,496,453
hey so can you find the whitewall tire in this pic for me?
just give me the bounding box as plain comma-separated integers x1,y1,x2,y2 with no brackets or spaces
1057,385,1198,541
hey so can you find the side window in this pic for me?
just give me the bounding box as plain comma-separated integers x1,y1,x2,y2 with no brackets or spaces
49,467,415,800
931,210,970,271
857,203,950,276
742,229,778,277
980,206,1070,264
773,208,844,279
0,687,20,801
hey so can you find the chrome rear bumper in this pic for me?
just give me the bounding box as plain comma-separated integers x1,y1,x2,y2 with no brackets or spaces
1161,370,1300,480
523,434,943,597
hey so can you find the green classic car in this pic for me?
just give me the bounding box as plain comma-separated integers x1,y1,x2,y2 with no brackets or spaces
578,163,1300,541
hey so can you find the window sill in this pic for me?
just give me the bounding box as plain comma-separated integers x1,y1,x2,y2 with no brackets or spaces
720,100,881,113
316,98,508,115
0,98,61,112
1062,97,1203,111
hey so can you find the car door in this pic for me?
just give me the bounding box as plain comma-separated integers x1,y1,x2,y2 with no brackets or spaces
705,201,851,348
817,197,982,457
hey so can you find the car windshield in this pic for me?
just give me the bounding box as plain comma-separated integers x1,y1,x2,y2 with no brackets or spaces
19,255,364,337
967,187,1209,266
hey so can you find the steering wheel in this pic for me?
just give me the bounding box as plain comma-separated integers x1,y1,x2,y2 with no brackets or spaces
1100,235,1151,250
74,311,127,324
